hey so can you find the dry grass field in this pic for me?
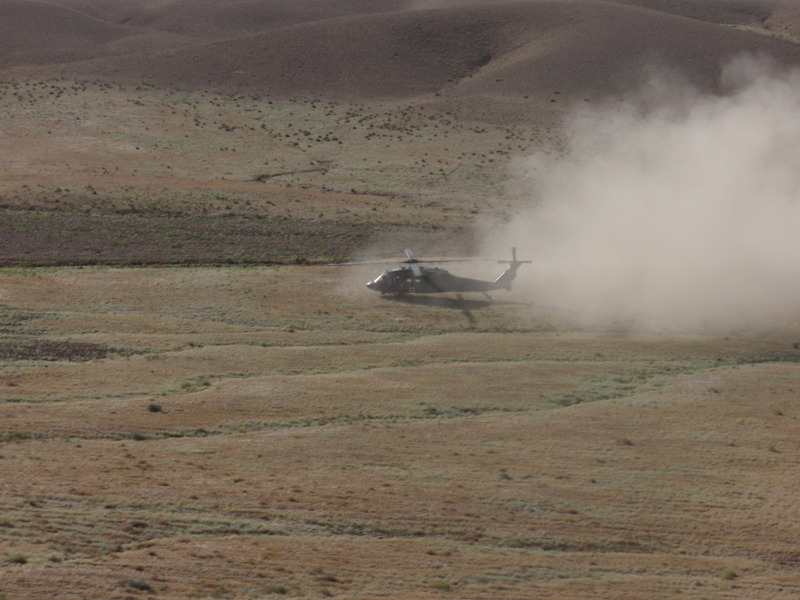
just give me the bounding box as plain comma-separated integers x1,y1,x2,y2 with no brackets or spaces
3,0,800,598
0,78,541,265
1,266,799,599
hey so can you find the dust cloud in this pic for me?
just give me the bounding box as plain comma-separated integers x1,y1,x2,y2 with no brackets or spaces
484,55,800,334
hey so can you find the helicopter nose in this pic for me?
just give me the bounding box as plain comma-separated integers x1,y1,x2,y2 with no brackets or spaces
366,275,386,292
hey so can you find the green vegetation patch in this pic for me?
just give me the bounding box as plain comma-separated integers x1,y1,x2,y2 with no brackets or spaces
0,306,36,334
0,209,466,266
0,338,110,362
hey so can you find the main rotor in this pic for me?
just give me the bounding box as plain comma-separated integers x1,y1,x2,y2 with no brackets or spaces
330,248,498,268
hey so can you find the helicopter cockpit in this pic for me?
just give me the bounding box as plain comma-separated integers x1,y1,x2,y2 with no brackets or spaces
366,268,414,294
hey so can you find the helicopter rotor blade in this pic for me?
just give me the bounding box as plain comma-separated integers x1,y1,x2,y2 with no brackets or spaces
328,259,394,266
406,248,495,264
330,249,495,267
427,258,495,263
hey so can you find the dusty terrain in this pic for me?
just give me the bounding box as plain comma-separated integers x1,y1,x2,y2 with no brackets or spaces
2,0,800,598
1,267,800,599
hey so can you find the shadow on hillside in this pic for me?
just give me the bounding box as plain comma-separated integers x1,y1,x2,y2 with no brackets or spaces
384,294,492,326
384,294,492,311
384,294,535,326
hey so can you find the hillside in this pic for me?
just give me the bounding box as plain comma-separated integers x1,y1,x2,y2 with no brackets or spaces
5,0,800,106
4,0,800,266
2,266,800,599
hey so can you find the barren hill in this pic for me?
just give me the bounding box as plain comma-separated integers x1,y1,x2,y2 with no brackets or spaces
4,0,800,265
6,0,800,105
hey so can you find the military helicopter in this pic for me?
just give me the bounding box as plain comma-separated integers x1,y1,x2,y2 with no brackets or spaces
332,248,530,296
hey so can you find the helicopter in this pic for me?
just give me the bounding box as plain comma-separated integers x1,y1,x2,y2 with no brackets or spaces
332,248,530,296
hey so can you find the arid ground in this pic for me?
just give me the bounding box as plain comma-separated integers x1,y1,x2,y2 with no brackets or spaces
2,1,800,598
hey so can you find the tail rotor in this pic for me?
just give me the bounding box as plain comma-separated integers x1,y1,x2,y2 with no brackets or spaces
493,247,531,290
498,247,531,268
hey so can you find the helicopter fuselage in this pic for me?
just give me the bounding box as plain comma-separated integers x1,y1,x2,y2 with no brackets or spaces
366,264,518,295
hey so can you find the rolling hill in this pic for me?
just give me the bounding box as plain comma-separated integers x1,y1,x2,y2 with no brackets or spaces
4,0,800,262
5,0,800,106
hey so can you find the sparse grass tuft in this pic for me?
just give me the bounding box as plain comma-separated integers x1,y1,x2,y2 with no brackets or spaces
268,584,288,595
126,579,153,591
433,581,453,591
0,432,35,444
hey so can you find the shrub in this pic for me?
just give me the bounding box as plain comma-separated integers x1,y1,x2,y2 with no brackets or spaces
126,579,153,591
433,581,452,591
268,585,288,595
